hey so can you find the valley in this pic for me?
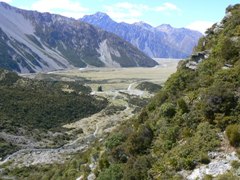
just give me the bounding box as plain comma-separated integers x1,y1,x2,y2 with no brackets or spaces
0,59,178,174
0,1,239,180
35,58,179,91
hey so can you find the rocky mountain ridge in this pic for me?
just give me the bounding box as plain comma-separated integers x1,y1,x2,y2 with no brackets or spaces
81,12,203,58
0,2,157,73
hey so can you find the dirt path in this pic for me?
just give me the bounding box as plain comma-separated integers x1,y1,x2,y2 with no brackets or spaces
127,82,135,91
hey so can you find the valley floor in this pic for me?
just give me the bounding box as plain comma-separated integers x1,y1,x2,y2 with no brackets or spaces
0,59,179,170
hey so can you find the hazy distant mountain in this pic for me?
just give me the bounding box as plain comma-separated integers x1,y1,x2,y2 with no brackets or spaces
0,3,157,73
81,12,203,58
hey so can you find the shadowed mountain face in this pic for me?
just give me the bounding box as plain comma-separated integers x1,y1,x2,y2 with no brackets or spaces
0,3,157,73
81,12,203,59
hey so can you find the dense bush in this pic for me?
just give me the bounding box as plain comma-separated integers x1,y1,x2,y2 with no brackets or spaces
135,81,162,93
177,98,189,114
97,164,123,180
226,124,240,147
0,86,107,130
159,102,176,118
127,124,153,154
153,122,219,174
0,69,19,86
0,71,107,131
0,138,19,159
123,156,152,180
216,172,239,180
201,82,237,120
105,133,125,150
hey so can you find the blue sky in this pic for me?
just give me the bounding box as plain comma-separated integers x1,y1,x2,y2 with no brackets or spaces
1,0,239,33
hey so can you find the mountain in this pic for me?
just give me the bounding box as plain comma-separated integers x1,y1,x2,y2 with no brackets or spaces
0,3,157,73
81,12,203,58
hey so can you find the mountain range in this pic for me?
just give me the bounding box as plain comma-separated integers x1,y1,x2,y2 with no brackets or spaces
0,2,157,73
81,12,203,59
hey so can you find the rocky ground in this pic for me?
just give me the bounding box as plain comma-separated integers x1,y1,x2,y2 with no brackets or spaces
180,133,240,179
0,83,148,169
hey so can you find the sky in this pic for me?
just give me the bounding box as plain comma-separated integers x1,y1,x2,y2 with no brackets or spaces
1,0,239,33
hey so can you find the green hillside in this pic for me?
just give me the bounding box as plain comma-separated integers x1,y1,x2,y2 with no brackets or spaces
97,4,240,179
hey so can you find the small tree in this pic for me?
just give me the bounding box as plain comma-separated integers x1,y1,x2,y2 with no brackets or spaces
97,86,103,92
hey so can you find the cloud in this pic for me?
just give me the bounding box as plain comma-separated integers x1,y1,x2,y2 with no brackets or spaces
104,2,149,23
1,0,12,3
104,2,182,24
155,2,180,12
31,0,88,19
186,21,214,34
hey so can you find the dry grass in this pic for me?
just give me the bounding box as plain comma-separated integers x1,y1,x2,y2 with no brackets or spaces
53,59,179,91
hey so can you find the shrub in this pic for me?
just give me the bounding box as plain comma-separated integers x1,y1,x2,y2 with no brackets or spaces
226,124,240,147
105,133,125,150
111,146,128,163
135,81,162,93
216,172,239,180
98,154,110,170
128,124,153,154
138,109,149,123
202,82,237,120
231,160,240,169
97,164,123,180
0,138,19,159
214,114,237,130
177,98,189,114
203,174,213,180
160,103,176,118
199,153,210,164
123,156,152,180
152,122,219,174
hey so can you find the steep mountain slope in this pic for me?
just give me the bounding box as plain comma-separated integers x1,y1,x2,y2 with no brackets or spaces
0,3,157,73
81,12,203,58
157,24,202,59
89,4,239,179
